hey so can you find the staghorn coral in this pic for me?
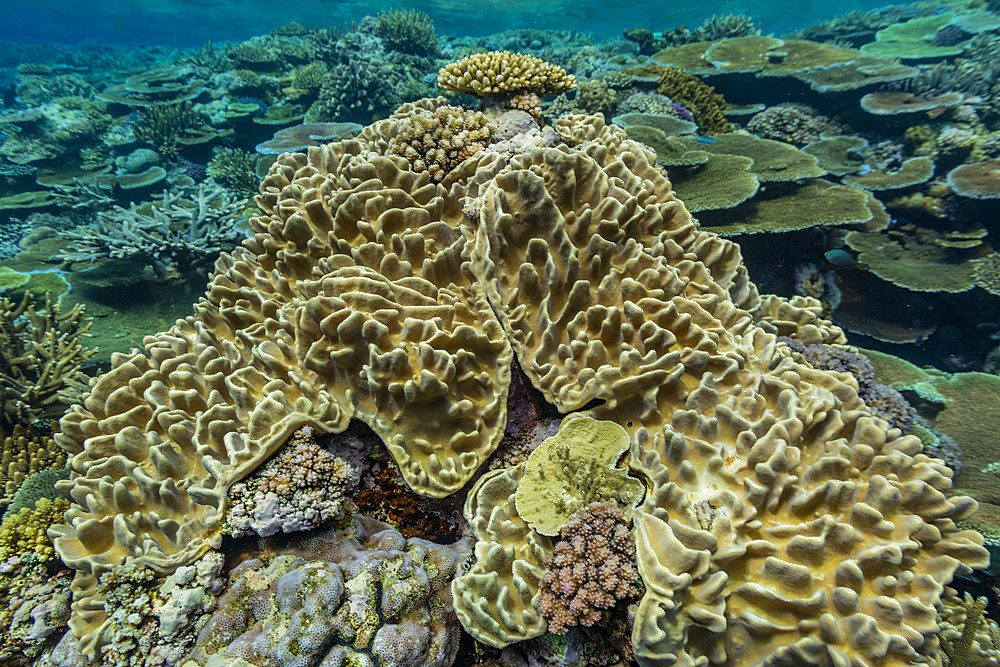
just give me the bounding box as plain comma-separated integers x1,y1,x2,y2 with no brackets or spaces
437,52,575,103
386,104,494,181
535,501,641,634
224,425,357,538
58,185,248,281
51,101,986,665
183,516,469,667
0,294,94,435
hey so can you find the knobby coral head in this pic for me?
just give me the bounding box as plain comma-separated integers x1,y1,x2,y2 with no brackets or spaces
49,98,987,666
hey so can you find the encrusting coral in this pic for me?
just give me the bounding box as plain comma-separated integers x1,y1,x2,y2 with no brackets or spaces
50,87,988,667
182,515,469,667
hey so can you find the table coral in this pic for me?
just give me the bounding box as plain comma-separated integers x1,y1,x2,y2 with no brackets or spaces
437,52,575,104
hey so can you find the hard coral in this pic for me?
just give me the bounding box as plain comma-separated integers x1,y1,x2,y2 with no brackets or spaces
1,426,67,507
375,8,439,56
536,501,640,634
646,65,731,133
225,425,357,538
386,104,494,181
0,496,68,562
437,51,575,103
184,516,469,667
0,294,93,436
52,98,987,666
746,104,842,146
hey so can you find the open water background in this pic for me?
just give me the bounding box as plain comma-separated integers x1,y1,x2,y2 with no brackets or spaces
7,0,899,47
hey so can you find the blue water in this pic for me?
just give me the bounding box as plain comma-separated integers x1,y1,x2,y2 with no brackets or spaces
7,0,899,47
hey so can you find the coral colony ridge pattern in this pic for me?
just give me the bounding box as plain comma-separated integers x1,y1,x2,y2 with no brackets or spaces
1,6,1000,667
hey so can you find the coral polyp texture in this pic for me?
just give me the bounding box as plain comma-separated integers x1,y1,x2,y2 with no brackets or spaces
437,51,576,100
51,98,988,665
536,501,641,634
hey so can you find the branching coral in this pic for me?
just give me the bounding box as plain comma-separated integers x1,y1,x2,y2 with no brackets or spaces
206,147,260,198
132,102,211,157
224,425,358,538
375,8,439,56
0,496,69,562
437,51,575,104
58,185,248,281
536,501,641,634
386,104,494,180
0,294,94,436
1,427,67,507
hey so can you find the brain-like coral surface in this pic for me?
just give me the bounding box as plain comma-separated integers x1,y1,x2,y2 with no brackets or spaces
52,98,987,664
183,515,469,667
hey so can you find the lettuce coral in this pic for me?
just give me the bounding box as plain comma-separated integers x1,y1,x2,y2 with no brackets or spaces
50,98,988,666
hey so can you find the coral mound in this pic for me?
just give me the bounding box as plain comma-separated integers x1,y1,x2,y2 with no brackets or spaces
183,515,469,667
51,99,987,665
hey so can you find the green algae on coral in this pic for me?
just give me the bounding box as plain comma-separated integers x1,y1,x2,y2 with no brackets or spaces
513,416,643,537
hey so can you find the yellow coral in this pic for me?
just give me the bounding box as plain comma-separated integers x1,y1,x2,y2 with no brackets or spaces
437,51,575,99
0,496,68,561
386,104,494,180
1,425,66,506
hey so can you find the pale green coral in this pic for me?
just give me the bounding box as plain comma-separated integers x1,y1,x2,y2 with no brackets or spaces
514,416,644,536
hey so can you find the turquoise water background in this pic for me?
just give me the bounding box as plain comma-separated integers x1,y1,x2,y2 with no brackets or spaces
8,0,899,46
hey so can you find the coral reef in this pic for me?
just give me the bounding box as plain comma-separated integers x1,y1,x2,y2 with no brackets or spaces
386,104,494,181
1,427,67,507
375,8,438,56
746,104,842,145
0,562,72,665
45,92,989,667
437,52,575,103
0,497,69,562
224,425,358,538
